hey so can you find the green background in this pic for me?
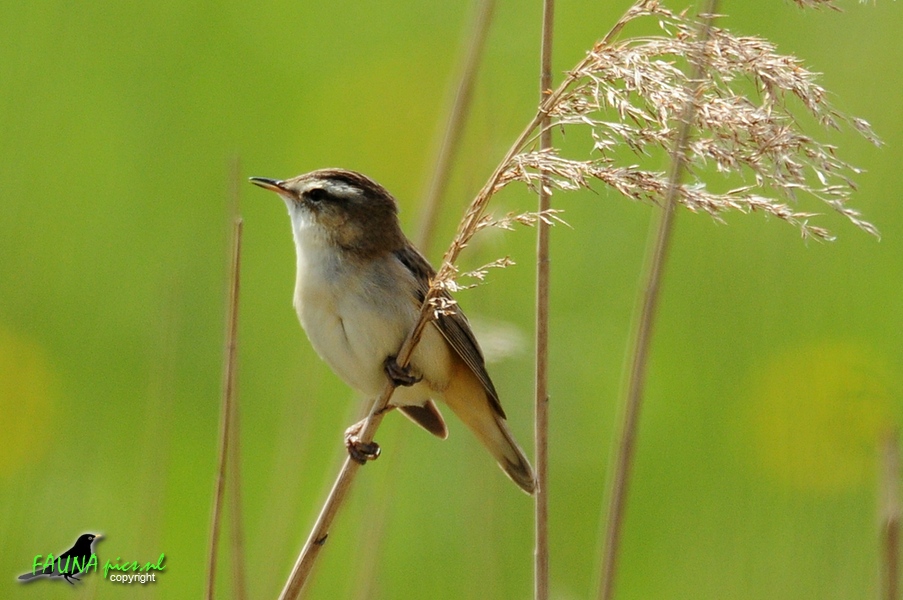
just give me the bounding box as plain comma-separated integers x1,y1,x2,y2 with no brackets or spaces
1,0,901,598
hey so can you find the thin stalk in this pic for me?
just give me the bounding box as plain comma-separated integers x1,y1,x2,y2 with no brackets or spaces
278,299,436,600
416,0,496,253
228,398,248,600
278,5,651,598
207,214,244,600
349,432,409,600
534,0,554,599
597,3,719,599
226,158,248,600
882,431,901,600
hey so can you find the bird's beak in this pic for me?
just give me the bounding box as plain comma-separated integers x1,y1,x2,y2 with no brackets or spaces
249,177,285,193
94,534,103,540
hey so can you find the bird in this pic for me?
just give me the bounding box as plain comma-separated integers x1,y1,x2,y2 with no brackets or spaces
250,168,536,494
18,533,102,584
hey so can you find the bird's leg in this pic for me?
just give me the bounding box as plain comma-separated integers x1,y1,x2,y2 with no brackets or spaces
343,403,399,463
373,403,397,416
64,573,80,585
344,418,381,464
383,355,422,387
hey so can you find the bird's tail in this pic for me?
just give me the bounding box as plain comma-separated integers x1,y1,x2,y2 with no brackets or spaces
442,369,537,494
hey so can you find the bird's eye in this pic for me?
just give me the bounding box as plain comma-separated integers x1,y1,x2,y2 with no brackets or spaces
307,188,329,203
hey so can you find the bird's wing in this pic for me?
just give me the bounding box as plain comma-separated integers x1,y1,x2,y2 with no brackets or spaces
393,245,505,418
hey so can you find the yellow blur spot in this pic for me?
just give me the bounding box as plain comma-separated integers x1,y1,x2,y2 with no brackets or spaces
0,327,55,475
750,342,897,492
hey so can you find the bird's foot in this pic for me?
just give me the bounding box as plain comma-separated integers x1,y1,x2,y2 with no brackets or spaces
383,355,422,387
64,574,80,585
344,419,380,465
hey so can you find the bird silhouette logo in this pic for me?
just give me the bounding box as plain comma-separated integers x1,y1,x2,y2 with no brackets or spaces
17,533,102,584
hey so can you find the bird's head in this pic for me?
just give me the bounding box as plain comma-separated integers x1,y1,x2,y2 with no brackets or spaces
250,169,406,259
77,533,102,547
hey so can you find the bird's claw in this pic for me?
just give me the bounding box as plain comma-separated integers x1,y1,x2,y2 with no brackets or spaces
383,355,421,387
344,420,380,465
346,438,380,464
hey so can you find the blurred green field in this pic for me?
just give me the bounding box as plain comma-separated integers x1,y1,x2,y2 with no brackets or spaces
1,1,902,598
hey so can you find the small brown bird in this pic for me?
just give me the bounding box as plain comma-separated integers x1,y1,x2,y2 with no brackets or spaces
251,169,536,494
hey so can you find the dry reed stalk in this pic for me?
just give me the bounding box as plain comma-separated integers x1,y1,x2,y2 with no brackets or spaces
500,1,879,239
227,157,249,600
207,214,243,600
276,29,591,599
348,433,409,600
227,398,247,600
534,0,554,599
278,0,878,596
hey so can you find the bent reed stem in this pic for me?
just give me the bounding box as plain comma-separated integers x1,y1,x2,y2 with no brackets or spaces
278,3,655,598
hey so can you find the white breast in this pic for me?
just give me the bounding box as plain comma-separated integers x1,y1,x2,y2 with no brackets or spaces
289,219,452,403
